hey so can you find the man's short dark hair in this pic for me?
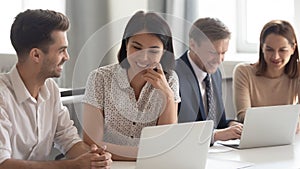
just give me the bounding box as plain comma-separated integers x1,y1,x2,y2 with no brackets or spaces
189,17,231,45
10,9,70,60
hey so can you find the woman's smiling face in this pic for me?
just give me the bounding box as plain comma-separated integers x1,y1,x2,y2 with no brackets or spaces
262,33,295,71
126,32,164,74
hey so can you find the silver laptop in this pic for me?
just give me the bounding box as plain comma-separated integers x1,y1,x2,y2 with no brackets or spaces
222,104,300,149
135,121,214,169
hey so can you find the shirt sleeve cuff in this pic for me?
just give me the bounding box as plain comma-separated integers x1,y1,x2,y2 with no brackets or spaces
0,149,11,164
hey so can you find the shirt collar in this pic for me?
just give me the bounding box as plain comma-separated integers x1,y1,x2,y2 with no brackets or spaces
38,80,50,103
9,65,50,104
187,51,208,82
115,65,131,89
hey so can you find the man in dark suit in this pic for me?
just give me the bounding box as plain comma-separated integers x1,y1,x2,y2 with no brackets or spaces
175,17,243,142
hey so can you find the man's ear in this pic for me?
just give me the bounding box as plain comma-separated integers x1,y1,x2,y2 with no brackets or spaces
29,48,42,63
189,39,196,49
189,38,200,53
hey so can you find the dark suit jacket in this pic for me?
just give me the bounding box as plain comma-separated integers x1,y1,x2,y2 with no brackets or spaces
175,51,229,129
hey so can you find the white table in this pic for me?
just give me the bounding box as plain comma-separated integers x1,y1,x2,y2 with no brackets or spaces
111,134,300,169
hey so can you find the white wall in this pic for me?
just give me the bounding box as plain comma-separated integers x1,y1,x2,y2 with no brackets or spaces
0,54,17,73
295,0,300,41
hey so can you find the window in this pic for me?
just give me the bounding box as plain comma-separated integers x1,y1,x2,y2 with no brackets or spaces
237,0,295,53
0,0,65,54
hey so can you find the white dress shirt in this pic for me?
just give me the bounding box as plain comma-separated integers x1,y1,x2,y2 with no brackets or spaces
0,66,81,163
187,51,209,114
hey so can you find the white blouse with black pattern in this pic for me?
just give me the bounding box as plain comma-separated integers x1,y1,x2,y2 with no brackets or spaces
82,63,181,146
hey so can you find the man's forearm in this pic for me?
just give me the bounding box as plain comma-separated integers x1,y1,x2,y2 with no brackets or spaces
65,141,89,159
0,158,74,169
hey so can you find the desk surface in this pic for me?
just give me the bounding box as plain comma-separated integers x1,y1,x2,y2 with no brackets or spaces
111,134,300,169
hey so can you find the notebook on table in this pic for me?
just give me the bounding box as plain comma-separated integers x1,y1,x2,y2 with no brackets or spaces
135,120,214,169
220,104,300,149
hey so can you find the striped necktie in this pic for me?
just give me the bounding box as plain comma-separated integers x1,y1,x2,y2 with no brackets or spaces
204,74,217,128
